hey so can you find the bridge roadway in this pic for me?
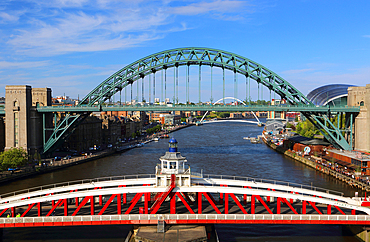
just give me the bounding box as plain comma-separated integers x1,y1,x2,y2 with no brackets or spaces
1,173,370,227
34,104,360,113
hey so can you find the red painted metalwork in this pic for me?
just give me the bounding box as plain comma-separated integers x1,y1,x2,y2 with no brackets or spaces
200,192,221,214
0,207,8,217
98,194,118,215
251,195,273,214
150,174,176,214
277,197,298,214
229,193,248,214
72,196,93,216
119,185,127,205
219,184,227,205
303,200,323,214
175,192,195,214
125,193,144,214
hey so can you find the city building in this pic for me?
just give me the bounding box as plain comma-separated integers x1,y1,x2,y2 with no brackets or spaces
267,99,286,119
0,117,4,152
307,84,354,106
67,115,103,152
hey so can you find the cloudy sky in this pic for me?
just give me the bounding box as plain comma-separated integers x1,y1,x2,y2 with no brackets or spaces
0,0,369,102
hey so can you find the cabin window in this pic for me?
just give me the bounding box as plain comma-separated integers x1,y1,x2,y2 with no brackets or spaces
169,162,176,169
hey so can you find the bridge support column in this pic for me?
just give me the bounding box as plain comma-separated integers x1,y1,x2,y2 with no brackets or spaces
37,202,42,216
117,194,122,214
170,193,176,214
64,199,68,216
11,207,15,217
198,192,202,214
348,226,370,242
224,194,229,214
90,197,95,215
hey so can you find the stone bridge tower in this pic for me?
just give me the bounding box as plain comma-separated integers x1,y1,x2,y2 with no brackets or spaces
347,85,370,151
5,85,51,156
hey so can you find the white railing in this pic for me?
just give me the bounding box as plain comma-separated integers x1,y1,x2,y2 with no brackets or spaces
0,174,156,200
193,173,344,197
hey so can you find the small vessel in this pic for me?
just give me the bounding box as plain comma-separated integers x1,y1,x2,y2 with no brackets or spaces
250,137,261,144
153,137,159,141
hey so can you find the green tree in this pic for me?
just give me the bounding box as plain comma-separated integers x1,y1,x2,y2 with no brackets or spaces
0,148,28,171
33,151,41,163
131,132,137,139
219,112,230,118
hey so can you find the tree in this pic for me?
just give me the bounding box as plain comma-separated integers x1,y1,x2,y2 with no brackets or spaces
131,132,137,139
33,151,41,163
0,148,28,171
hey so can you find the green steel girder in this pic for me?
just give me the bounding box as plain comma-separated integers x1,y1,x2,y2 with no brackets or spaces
79,47,313,107
40,47,359,154
37,104,360,113
302,112,353,151
43,112,90,154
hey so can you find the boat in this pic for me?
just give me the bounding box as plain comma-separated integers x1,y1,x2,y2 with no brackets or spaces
250,137,261,144
153,137,159,141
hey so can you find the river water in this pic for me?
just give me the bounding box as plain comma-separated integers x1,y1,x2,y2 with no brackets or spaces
0,121,360,241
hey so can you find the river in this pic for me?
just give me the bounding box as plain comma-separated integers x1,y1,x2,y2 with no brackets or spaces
0,121,360,241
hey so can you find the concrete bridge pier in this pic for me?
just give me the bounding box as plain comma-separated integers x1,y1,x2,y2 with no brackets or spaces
348,225,370,242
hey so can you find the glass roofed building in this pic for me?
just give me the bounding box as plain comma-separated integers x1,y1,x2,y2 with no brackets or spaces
307,84,355,106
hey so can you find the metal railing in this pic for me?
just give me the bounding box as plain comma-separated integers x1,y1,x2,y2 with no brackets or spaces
192,173,344,197
0,174,156,200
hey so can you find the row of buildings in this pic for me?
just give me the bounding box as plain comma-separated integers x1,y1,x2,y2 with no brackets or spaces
0,85,299,156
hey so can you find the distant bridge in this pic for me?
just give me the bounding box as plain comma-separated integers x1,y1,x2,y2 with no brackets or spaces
201,119,261,125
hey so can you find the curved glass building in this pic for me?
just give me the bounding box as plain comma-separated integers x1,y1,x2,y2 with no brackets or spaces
307,84,355,106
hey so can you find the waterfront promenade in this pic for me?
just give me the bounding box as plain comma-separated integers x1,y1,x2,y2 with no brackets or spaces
0,124,192,185
262,134,370,192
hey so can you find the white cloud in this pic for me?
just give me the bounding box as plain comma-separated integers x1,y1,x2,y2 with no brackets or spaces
0,60,49,69
4,0,250,56
170,0,246,15
0,12,19,22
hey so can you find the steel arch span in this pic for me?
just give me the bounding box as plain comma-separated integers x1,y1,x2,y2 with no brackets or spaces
42,47,356,154
80,47,311,106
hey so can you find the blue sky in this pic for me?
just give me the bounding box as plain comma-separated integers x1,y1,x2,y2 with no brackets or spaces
0,0,369,102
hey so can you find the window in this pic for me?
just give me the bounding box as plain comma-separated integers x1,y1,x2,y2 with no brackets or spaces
360,101,365,106
163,161,167,169
14,112,19,147
169,162,176,169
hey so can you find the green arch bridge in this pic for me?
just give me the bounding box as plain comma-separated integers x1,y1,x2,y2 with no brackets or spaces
26,47,359,154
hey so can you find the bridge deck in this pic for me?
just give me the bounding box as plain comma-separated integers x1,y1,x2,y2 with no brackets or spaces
35,104,360,113
1,174,369,226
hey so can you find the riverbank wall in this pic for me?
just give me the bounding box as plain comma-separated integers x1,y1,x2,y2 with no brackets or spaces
0,124,193,185
0,149,116,185
262,137,370,192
